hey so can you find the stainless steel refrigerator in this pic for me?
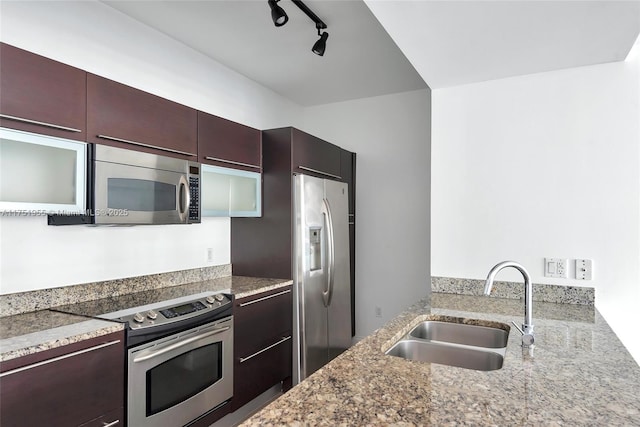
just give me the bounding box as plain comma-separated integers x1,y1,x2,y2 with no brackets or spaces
292,174,352,385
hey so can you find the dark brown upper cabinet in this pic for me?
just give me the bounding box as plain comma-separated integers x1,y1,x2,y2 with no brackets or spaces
198,112,261,172
0,43,86,140
86,73,197,159
340,148,356,215
290,128,341,180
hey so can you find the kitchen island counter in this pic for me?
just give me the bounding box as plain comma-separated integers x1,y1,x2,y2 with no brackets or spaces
242,293,640,426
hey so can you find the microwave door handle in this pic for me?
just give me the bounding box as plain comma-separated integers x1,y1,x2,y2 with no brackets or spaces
178,175,190,222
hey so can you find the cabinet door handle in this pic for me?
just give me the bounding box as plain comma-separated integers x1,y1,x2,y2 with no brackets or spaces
0,114,82,133
239,336,291,363
298,166,342,180
97,135,197,157
0,340,121,377
102,421,120,427
238,289,291,307
205,156,261,170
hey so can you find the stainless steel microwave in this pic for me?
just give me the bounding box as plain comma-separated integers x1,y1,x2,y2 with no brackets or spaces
49,144,200,225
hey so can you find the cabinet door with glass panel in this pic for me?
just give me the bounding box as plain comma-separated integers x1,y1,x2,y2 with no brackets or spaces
201,164,261,217
0,127,86,213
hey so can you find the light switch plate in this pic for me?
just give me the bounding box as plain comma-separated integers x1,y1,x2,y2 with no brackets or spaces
545,258,568,278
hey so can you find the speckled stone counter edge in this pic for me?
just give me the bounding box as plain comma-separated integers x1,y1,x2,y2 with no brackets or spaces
432,276,594,305
0,319,124,362
0,264,231,317
233,280,293,299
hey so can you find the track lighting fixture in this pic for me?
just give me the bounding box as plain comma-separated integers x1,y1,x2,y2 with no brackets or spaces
268,0,288,27
267,0,329,56
312,28,329,56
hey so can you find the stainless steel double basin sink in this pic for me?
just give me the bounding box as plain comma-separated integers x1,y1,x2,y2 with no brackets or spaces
385,319,510,371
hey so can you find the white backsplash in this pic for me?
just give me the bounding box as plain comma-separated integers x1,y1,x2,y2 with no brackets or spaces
0,216,230,295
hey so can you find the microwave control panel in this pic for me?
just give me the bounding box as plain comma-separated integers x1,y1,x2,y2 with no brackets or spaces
189,176,199,220
188,169,200,222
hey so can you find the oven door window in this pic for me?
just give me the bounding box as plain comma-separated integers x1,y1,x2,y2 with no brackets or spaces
146,342,222,416
108,178,176,211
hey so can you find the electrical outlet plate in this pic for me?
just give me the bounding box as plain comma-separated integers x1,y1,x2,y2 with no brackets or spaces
206,248,214,263
545,258,568,278
575,259,593,280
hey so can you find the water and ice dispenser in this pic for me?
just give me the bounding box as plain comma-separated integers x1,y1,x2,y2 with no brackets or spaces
309,226,322,271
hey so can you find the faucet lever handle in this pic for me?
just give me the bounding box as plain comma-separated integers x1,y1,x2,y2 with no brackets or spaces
511,320,524,336
512,320,536,347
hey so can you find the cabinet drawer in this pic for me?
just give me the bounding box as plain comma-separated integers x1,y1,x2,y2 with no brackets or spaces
0,43,86,140
87,74,197,159
233,333,292,410
234,287,292,357
0,332,124,427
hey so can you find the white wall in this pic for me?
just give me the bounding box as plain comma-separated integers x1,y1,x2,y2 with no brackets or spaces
431,46,640,363
0,0,303,294
0,217,230,294
301,89,431,338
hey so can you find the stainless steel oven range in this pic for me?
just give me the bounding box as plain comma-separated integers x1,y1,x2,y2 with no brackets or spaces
110,292,233,427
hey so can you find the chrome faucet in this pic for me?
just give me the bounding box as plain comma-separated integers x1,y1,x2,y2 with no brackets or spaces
484,261,535,347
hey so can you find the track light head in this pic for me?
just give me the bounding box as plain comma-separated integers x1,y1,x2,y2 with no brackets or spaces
268,0,329,56
268,0,288,27
312,30,329,56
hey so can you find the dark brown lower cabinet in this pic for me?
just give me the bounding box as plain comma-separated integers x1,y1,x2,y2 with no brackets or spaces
0,330,125,427
233,286,293,410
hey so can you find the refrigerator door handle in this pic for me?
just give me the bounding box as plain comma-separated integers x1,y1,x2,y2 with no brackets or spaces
321,208,330,307
322,198,336,307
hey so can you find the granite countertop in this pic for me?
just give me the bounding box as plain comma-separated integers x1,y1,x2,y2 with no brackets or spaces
0,275,291,363
243,293,640,426
0,310,123,362
52,275,292,317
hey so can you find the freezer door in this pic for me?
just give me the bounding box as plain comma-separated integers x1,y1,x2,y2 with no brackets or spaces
294,174,329,381
324,179,352,360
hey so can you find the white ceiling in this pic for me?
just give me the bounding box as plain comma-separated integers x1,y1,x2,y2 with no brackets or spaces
365,0,640,89
102,0,427,106
102,0,640,106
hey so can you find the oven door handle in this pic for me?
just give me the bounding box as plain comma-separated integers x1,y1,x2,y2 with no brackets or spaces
133,326,230,363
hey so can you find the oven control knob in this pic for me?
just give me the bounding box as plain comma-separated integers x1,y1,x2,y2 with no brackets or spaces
205,295,216,304
132,313,145,323
214,294,225,302
146,310,158,320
